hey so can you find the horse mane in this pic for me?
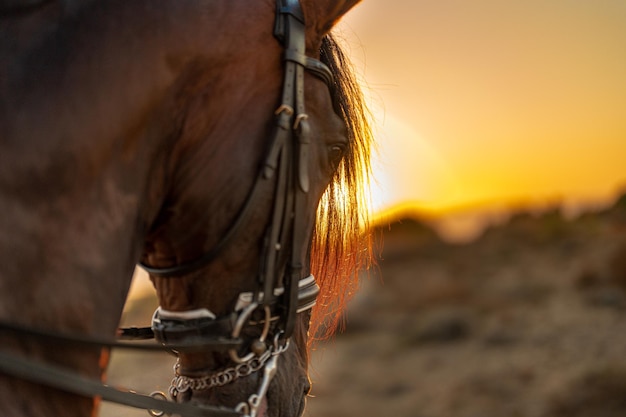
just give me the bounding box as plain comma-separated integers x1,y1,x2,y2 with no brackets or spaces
309,34,374,341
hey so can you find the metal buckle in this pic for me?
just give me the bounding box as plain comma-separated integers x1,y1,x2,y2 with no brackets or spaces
229,303,272,364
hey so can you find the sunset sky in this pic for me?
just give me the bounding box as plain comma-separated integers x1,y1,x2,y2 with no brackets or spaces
337,1,626,219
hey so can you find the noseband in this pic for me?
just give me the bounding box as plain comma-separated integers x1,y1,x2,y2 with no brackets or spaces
0,1,335,416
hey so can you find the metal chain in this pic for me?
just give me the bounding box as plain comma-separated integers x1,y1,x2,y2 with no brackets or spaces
169,342,289,399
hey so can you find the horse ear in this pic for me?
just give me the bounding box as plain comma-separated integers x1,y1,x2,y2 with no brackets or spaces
302,0,361,49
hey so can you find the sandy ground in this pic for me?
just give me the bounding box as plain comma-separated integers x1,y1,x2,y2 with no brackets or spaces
102,197,626,417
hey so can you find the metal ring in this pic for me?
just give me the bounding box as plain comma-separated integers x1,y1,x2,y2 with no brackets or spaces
248,393,262,409
147,391,168,417
229,303,272,364
235,401,250,417
175,376,190,393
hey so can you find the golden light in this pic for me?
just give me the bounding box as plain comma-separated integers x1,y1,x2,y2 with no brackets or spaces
337,1,626,227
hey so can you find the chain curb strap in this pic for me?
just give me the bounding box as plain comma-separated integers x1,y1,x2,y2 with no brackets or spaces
169,337,290,413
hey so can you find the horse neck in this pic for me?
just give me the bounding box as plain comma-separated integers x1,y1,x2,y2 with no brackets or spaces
0,0,249,323
0,3,178,336
0,2,266,416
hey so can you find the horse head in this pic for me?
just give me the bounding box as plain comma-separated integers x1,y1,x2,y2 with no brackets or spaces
0,1,371,416
138,0,371,416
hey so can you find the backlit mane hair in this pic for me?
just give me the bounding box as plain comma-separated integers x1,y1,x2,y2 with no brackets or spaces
310,34,374,341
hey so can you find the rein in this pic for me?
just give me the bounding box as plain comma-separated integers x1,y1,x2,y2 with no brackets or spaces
0,351,239,417
0,1,335,416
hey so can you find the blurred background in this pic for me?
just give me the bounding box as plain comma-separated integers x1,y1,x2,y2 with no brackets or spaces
103,2,626,417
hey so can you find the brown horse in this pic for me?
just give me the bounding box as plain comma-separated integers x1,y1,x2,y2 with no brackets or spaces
0,0,372,417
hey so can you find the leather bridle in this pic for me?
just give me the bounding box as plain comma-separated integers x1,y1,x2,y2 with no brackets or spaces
0,1,336,416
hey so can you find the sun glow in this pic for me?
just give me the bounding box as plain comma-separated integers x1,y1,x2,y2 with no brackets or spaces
366,111,462,215
339,1,626,223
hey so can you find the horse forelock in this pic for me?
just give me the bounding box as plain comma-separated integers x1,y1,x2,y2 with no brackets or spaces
309,34,374,341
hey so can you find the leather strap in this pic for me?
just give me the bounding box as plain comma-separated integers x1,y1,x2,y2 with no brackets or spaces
151,312,235,345
0,351,240,417
0,320,241,352
138,170,264,277
270,0,311,339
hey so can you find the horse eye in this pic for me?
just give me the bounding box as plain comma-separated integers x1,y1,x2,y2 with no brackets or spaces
328,144,346,169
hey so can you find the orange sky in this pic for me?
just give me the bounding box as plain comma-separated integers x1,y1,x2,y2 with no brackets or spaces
337,1,626,218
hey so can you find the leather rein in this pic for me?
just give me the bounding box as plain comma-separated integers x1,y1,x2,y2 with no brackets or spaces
0,1,335,416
